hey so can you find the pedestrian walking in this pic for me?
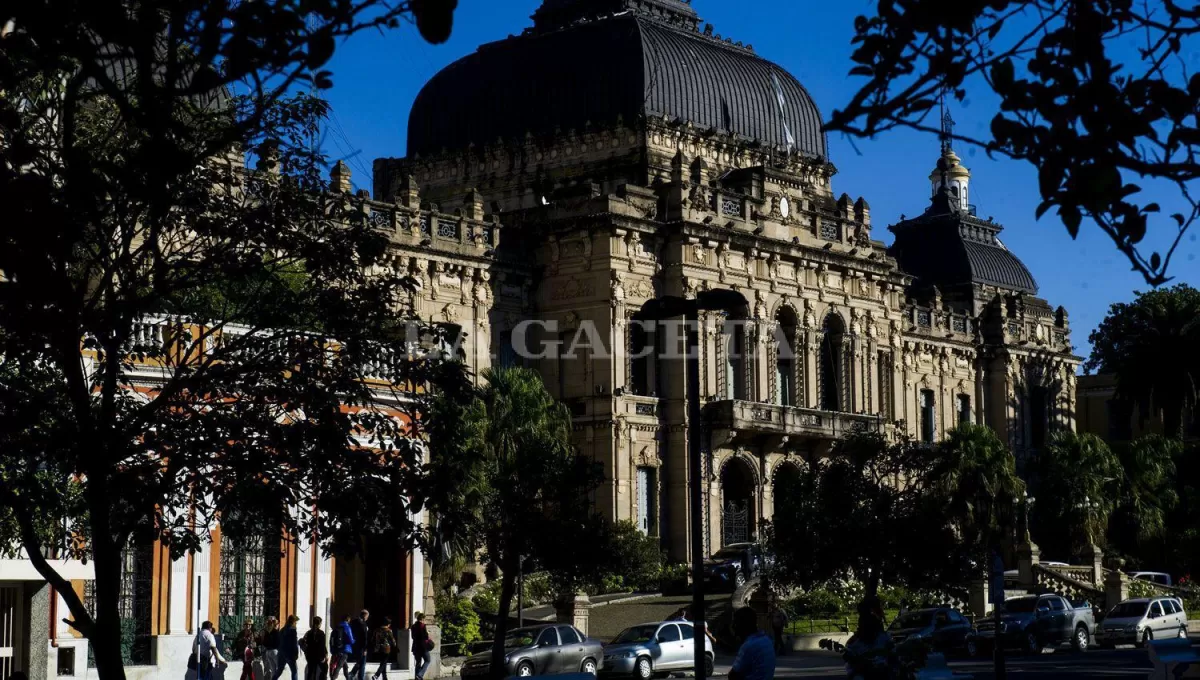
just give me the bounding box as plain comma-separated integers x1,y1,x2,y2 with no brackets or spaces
271,615,300,680
260,617,281,680
770,605,789,656
234,619,258,680
329,614,354,680
349,610,370,680
369,617,396,680
193,621,229,680
728,606,776,680
301,617,329,680
410,613,432,680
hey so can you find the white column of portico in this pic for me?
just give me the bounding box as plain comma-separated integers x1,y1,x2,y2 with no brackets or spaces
167,552,190,634
294,526,314,633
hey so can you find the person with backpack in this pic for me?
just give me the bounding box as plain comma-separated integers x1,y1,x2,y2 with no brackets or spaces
272,615,300,680
369,617,396,680
329,614,354,680
410,613,432,680
301,616,329,680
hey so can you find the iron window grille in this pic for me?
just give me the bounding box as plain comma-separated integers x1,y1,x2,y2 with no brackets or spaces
218,534,281,649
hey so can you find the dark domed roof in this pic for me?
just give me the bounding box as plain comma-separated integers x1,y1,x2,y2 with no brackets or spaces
406,0,827,159
889,190,1038,296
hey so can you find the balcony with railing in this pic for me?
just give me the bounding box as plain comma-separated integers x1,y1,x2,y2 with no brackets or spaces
704,399,886,440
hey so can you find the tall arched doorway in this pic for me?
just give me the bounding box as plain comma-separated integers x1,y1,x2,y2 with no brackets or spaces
720,457,757,546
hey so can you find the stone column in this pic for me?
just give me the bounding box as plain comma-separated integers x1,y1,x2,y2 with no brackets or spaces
25,583,50,680
1016,540,1040,589
1104,562,1130,614
555,592,592,636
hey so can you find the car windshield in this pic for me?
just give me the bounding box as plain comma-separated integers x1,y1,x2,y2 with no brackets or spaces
1002,598,1038,614
1108,602,1149,618
890,611,935,629
503,629,540,649
613,625,658,644
712,547,745,559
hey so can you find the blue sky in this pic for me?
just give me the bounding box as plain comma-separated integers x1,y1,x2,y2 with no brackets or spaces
319,0,1200,363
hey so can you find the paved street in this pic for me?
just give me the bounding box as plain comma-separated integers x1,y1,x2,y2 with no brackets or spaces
705,647,1169,678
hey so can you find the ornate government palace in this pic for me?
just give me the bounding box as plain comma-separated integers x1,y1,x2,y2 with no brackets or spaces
5,2,1083,678
366,0,1081,560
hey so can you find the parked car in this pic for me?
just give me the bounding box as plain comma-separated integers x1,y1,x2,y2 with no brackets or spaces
601,621,714,679
1097,597,1189,648
888,607,978,657
702,542,765,590
1128,571,1174,587
969,594,1095,654
459,624,604,677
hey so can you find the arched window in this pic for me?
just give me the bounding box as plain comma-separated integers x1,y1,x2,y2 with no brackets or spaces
819,313,846,411
775,307,799,406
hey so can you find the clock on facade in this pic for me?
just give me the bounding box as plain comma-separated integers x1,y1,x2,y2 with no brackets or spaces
779,196,790,218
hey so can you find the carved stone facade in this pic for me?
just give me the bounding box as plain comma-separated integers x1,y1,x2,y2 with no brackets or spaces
365,0,1080,560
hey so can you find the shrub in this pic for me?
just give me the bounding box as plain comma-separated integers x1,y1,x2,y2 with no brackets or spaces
436,593,482,652
471,582,500,616
603,520,665,592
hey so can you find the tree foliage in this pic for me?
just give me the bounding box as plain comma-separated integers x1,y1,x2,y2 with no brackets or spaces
766,429,983,604
829,0,1200,285
1086,284,1200,436
1108,434,1180,557
929,423,1026,547
1029,431,1122,559
424,367,610,679
0,2,461,679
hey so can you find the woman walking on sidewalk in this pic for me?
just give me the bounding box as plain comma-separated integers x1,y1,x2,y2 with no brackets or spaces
410,613,431,680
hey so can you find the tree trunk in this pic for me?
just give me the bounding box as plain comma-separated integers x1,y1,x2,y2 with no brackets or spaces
86,533,128,680
488,565,518,680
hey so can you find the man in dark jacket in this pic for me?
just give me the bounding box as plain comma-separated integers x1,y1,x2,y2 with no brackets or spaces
349,610,370,680
301,617,330,680
272,615,301,680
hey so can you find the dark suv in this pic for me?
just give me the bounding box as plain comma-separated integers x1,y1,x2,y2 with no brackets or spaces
702,543,765,590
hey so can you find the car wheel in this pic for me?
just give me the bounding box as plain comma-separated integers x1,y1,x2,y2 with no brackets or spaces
581,658,597,675
516,661,534,677
634,656,652,680
704,653,714,677
1138,629,1153,648
1178,626,1189,640
1072,626,1089,653
734,570,746,587
966,639,979,658
1026,632,1041,655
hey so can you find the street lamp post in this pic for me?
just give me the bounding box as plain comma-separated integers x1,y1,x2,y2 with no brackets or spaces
639,290,747,680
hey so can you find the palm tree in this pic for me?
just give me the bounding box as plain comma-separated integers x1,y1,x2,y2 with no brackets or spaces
1086,284,1200,437
1029,431,1122,559
931,423,1026,546
1107,434,1181,565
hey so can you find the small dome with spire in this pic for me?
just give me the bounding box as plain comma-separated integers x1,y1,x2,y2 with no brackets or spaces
929,147,971,211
